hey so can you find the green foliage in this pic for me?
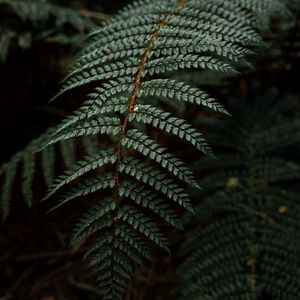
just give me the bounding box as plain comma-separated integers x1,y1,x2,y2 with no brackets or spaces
0,127,100,219
0,0,295,299
0,0,98,62
269,8,300,71
178,93,300,300
40,0,292,299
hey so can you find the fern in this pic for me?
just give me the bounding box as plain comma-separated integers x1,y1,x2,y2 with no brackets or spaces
0,0,96,29
34,1,294,299
0,0,98,62
0,0,294,298
0,127,100,219
268,5,300,72
178,93,300,300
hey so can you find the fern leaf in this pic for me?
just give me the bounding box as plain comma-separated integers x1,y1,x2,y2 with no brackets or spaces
117,205,170,252
1,0,96,32
179,93,300,299
0,0,99,62
41,143,55,186
59,139,76,169
48,173,115,212
44,149,116,200
21,151,35,207
1,156,20,219
70,197,116,246
128,106,213,156
81,135,100,156
114,224,152,261
120,180,183,229
139,79,229,114
0,125,111,219
120,157,193,212
123,129,199,188
49,117,121,144
39,0,293,297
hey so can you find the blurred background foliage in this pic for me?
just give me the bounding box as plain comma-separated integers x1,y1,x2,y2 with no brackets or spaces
0,1,299,300
0,0,132,164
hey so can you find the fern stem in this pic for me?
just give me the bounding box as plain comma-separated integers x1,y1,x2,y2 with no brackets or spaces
113,0,190,206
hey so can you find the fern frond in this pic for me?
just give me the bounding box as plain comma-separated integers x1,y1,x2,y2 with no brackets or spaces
254,121,300,154
139,79,229,114
120,180,183,229
129,106,213,156
0,0,99,62
41,143,55,186
179,94,300,300
117,205,170,252
0,0,95,31
49,117,121,144
119,157,193,212
70,199,169,299
59,139,77,169
1,131,50,219
70,197,116,246
122,130,199,188
0,127,101,219
40,0,294,298
21,151,35,207
55,0,273,98
48,173,115,212
1,155,20,219
44,149,116,199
